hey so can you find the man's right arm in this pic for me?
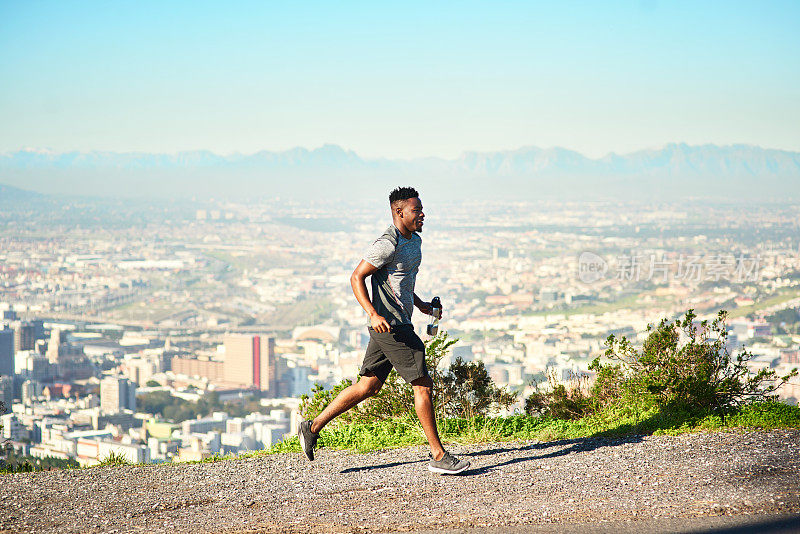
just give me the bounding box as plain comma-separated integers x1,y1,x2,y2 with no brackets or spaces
350,260,392,333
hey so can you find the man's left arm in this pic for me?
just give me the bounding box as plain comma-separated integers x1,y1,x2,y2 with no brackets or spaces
414,293,442,316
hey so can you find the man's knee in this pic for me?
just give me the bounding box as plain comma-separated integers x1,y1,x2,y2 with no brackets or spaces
357,375,383,397
411,375,433,396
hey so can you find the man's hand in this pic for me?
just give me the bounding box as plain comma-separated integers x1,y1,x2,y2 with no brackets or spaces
370,313,391,333
415,298,443,318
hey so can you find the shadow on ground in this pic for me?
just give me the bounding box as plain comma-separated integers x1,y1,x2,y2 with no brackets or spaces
339,434,644,476
340,458,427,474
699,514,800,534
461,434,644,475
414,513,800,534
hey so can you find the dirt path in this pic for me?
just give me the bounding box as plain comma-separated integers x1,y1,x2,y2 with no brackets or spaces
2,429,799,533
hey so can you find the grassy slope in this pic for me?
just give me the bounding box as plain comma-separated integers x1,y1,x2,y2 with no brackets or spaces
728,289,800,319
255,401,800,457
5,402,797,473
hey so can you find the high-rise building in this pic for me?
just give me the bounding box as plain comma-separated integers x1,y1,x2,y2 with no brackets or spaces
32,320,45,340
171,356,224,381
0,375,13,413
21,379,39,405
100,376,137,414
223,334,276,392
46,328,69,363
15,351,54,382
0,412,24,440
13,322,36,353
57,355,95,381
0,327,14,376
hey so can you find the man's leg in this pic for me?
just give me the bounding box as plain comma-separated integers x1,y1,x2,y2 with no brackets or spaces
413,376,471,474
310,374,383,434
411,376,446,461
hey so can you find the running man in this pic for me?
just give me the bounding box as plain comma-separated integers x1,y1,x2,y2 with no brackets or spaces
297,186,470,474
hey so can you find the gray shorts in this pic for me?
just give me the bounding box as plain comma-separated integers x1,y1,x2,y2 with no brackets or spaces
359,325,429,384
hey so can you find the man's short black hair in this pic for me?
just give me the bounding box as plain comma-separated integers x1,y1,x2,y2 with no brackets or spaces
389,186,419,206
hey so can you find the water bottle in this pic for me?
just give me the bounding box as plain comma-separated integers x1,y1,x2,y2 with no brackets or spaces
426,296,441,336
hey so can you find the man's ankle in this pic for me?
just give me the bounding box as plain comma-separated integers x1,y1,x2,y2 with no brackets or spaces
309,420,321,434
431,449,445,461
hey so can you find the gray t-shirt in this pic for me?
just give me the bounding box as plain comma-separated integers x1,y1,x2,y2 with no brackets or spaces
363,225,422,326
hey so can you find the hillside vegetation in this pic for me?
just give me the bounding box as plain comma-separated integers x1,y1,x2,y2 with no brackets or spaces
3,309,798,472
265,309,799,455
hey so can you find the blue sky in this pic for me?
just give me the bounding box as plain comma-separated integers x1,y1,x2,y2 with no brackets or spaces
0,1,798,158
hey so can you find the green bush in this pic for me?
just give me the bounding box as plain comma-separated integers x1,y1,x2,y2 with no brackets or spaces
525,370,596,420
726,400,800,429
600,309,797,413
0,450,80,474
137,390,266,422
299,332,516,424
97,451,131,468
300,380,361,422
526,309,798,420
437,357,517,419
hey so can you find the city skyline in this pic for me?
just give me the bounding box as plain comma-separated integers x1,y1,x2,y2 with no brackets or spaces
1,189,799,471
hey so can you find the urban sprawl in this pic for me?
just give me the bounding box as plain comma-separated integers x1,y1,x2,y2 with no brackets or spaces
1,199,799,466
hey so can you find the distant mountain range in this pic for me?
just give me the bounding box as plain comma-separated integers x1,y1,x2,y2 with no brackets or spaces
0,183,44,204
1,143,798,201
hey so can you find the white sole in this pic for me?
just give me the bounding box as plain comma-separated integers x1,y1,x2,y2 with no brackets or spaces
428,463,470,475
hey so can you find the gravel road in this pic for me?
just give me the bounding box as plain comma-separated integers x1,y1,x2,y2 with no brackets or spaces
2,429,799,533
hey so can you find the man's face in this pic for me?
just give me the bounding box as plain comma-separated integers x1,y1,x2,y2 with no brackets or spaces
397,196,425,232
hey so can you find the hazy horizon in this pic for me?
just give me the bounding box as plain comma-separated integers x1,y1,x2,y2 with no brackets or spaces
1,141,798,202
4,140,800,160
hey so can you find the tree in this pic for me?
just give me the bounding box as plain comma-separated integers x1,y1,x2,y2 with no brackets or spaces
136,389,265,422
437,357,517,419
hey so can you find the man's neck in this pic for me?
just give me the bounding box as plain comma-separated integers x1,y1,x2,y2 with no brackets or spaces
392,221,413,239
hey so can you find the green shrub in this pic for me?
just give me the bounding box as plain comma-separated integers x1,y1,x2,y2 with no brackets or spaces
1,458,35,473
97,451,131,467
525,309,798,422
600,309,797,413
299,332,516,423
726,400,800,429
438,357,517,419
300,380,359,422
525,370,596,420
0,450,80,474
